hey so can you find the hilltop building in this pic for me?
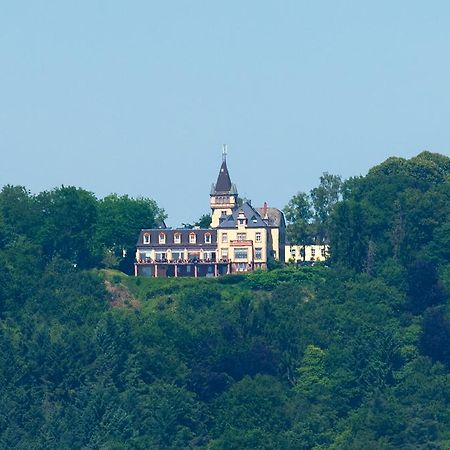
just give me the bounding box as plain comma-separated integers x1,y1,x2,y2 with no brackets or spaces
135,149,287,277
135,149,329,277
285,243,329,264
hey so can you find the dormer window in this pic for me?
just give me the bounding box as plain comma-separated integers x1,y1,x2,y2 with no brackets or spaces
174,233,181,244
204,232,211,244
143,233,150,244
238,212,247,226
159,232,166,244
189,232,196,244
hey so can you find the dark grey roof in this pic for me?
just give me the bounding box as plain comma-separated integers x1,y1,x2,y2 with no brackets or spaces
217,202,268,229
215,161,232,191
137,228,217,248
256,207,285,228
211,160,238,195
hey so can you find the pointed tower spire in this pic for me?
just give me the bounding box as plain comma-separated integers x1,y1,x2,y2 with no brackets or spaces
210,145,239,227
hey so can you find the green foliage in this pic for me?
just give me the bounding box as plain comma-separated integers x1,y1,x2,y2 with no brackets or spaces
283,191,313,245
0,151,449,448
95,193,166,272
283,172,343,246
330,151,450,277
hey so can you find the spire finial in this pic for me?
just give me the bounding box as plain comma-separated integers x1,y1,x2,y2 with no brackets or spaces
222,144,227,162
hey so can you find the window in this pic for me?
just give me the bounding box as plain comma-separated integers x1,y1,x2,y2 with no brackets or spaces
143,233,150,244
158,233,166,244
222,233,228,243
255,247,262,260
189,232,196,244
174,233,181,244
290,247,296,255
234,248,248,259
311,248,316,257
204,232,211,244
321,247,326,257
238,213,247,226
221,210,227,216
237,232,246,241
221,248,228,258
172,251,182,260
255,232,261,242
155,252,166,261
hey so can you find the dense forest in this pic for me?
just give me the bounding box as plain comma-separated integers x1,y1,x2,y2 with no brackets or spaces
0,151,449,449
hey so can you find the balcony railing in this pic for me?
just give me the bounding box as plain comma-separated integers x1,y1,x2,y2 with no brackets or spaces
136,258,230,264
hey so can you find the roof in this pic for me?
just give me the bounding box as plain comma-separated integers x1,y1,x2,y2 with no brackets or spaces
218,202,269,229
137,228,217,248
215,160,232,191
211,160,238,195
256,207,285,228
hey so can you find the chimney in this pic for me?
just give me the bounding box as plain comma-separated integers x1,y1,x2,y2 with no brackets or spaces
262,201,269,220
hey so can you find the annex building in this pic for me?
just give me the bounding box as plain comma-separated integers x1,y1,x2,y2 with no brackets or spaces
134,151,287,277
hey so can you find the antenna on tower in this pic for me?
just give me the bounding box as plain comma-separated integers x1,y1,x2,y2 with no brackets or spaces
222,144,227,162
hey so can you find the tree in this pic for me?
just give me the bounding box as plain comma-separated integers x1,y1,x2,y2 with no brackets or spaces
181,213,212,229
0,185,40,238
36,186,98,268
310,173,342,242
406,260,446,314
294,345,330,398
420,306,450,367
95,194,166,272
195,214,212,228
283,192,313,261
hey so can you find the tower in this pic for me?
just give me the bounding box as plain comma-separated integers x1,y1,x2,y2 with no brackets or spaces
210,145,238,227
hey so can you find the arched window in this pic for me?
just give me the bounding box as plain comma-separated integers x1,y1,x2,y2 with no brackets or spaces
189,232,196,244
204,232,211,244
159,232,166,244
143,233,150,244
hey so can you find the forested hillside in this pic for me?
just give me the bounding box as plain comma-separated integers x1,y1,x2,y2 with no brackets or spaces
0,151,449,449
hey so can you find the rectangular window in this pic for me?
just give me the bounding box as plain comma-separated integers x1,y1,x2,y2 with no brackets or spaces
204,233,211,244
143,234,150,244
172,252,182,260
234,248,248,259
255,232,261,242
237,232,246,241
174,234,181,244
189,233,196,244
255,248,262,260
311,248,316,257
222,233,228,243
221,248,228,258
155,252,166,261
321,247,326,257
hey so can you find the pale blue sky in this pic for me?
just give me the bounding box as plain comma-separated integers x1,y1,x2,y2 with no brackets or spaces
1,1,449,226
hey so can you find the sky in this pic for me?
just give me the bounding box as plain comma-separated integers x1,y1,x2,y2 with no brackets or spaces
1,1,449,226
